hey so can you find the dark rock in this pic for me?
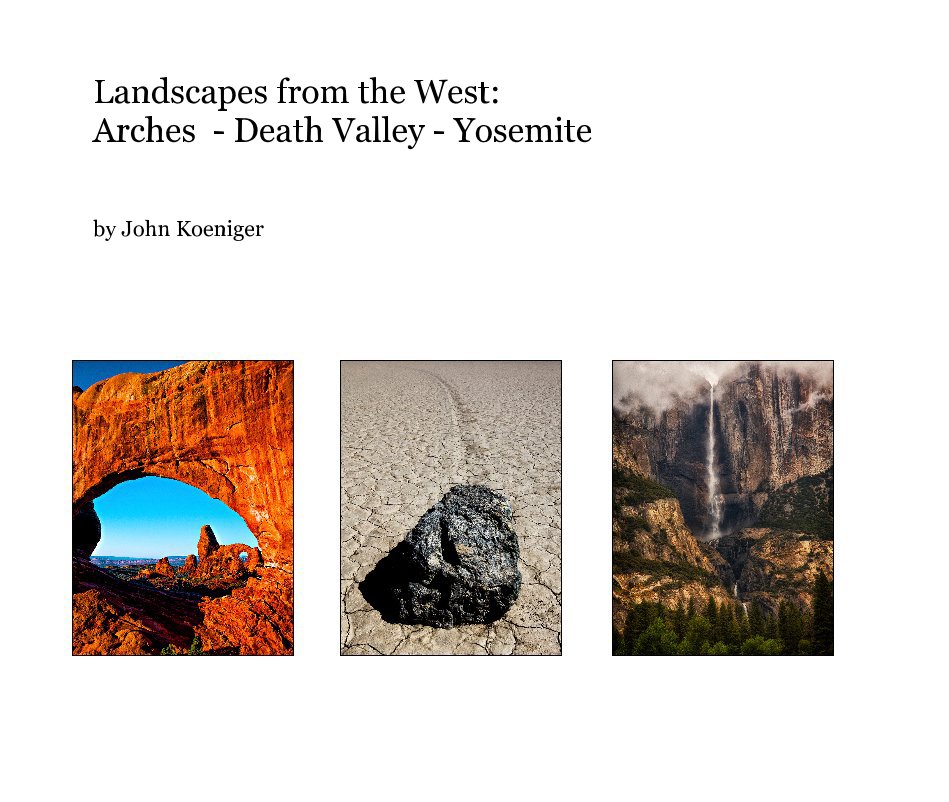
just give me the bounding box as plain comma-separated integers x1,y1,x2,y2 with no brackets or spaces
73,502,101,557
360,485,521,627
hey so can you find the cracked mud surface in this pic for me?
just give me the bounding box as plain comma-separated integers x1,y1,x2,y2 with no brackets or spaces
341,361,561,655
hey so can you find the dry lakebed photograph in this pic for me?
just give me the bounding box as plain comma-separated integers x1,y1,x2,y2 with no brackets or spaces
341,360,562,655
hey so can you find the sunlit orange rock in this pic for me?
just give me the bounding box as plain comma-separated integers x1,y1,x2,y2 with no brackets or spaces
72,360,293,655
73,361,292,566
198,524,219,561
72,553,201,655
197,568,293,655
154,557,175,578
197,538,262,580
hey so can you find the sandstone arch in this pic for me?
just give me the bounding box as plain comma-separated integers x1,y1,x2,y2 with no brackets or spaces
72,360,293,655
72,360,293,568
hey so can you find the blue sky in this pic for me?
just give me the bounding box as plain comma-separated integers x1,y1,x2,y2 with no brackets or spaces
93,477,255,558
73,360,189,390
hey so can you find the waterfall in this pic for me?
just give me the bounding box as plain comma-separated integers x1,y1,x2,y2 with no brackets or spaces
734,583,748,616
706,381,722,538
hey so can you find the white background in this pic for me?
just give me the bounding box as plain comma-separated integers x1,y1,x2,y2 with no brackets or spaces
3,2,947,800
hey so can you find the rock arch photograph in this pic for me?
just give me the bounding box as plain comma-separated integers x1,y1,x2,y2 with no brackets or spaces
341,361,561,655
72,360,293,655
612,361,833,656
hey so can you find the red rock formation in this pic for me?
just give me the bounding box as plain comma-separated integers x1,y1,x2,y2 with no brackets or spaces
154,557,175,578
73,553,201,655
72,360,293,567
198,569,293,655
189,524,263,582
198,524,219,561
242,548,260,572
72,360,293,655
182,554,198,574
197,540,262,580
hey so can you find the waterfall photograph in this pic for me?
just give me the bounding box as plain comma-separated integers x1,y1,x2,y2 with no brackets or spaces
612,361,833,656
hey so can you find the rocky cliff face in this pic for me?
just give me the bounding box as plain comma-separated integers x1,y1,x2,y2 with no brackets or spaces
612,493,734,628
72,360,293,655
612,362,833,624
715,528,834,614
614,362,832,536
613,498,712,569
197,569,294,655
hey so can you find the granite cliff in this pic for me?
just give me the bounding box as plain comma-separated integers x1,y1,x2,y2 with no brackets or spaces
615,362,832,535
612,362,833,626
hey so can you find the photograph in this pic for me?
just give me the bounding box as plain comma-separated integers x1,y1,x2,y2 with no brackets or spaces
72,360,293,655
341,360,561,655
612,361,833,656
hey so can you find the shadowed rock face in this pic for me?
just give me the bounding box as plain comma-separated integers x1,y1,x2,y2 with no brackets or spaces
72,502,102,556
360,485,521,628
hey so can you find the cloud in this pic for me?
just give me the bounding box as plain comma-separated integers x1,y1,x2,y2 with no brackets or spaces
613,361,833,413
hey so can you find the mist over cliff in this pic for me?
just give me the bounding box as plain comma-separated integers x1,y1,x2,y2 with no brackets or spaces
613,361,833,536
612,362,834,648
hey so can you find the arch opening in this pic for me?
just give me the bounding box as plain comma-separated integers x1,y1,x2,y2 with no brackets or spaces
82,477,263,606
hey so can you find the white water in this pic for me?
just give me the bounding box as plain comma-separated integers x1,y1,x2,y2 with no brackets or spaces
734,584,748,616
706,381,722,538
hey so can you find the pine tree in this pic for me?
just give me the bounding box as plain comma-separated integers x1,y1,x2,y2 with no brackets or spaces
781,602,804,655
812,571,834,655
672,600,686,639
720,603,739,650
624,602,660,655
741,635,782,656
778,600,790,650
635,618,679,655
748,600,765,638
681,615,712,655
623,606,641,655
738,607,751,644
612,625,623,656
705,598,719,643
